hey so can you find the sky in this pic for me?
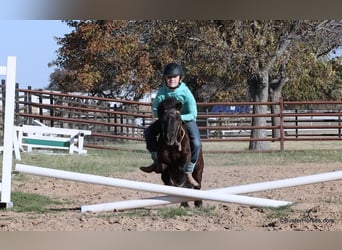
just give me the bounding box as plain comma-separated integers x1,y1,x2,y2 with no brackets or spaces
0,20,72,89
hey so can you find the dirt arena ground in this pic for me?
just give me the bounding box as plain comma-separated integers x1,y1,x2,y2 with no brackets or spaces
0,162,341,231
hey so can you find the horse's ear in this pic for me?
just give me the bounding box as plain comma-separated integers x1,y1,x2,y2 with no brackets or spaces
176,101,182,111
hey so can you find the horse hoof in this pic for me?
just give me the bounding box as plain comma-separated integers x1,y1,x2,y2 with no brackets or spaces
194,200,203,207
181,202,189,207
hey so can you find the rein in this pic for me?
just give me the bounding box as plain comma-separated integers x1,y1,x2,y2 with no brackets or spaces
175,124,186,151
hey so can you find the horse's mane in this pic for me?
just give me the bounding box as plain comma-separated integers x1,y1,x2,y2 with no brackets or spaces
157,97,182,118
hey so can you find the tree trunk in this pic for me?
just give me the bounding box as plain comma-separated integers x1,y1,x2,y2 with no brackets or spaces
248,71,270,151
269,64,289,139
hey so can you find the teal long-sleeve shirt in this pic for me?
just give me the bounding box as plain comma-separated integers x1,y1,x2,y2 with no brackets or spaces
152,82,197,122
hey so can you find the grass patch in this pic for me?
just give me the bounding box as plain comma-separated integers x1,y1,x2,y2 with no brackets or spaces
157,206,217,218
10,191,64,213
125,206,216,219
94,206,217,219
13,147,151,176
204,149,342,168
265,205,294,219
1,141,341,178
157,207,190,218
21,145,342,176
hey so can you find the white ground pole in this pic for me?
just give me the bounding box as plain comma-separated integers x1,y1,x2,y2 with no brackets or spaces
81,170,342,213
15,164,291,208
0,56,16,209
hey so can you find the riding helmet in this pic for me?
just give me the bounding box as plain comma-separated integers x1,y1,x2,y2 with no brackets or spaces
163,63,184,77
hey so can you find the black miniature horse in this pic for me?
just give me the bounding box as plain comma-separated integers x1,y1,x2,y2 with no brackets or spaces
156,97,204,207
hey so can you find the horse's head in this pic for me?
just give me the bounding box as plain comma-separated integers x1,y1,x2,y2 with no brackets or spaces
158,98,184,147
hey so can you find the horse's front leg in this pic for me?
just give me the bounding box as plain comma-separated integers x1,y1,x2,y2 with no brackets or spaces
161,169,172,186
156,159,170,173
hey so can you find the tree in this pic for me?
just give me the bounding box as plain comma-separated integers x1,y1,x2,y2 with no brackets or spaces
50,20,154,99
51,20,242,101
210,20,342,150
51,20,342,150
225,21,299,150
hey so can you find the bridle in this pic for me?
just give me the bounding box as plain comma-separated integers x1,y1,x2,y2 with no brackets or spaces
175,123,186,151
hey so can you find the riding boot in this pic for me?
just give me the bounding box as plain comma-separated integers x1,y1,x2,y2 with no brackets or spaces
140,152,162,173
140,162,158,173
185,162,199,187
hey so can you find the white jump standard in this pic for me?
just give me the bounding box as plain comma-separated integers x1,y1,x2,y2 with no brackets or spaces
0,56,16,208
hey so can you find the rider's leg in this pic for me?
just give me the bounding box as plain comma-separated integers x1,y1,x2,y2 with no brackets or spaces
140,120,162,173
184,121,202,187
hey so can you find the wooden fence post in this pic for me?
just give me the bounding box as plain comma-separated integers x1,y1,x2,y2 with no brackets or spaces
279,98,285,151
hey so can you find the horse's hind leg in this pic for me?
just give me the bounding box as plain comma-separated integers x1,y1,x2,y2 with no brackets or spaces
194,200,202,207
180,202,189,207
194,186,202,207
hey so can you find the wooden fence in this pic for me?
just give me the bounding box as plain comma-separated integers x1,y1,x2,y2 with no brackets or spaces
2,81,342,151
